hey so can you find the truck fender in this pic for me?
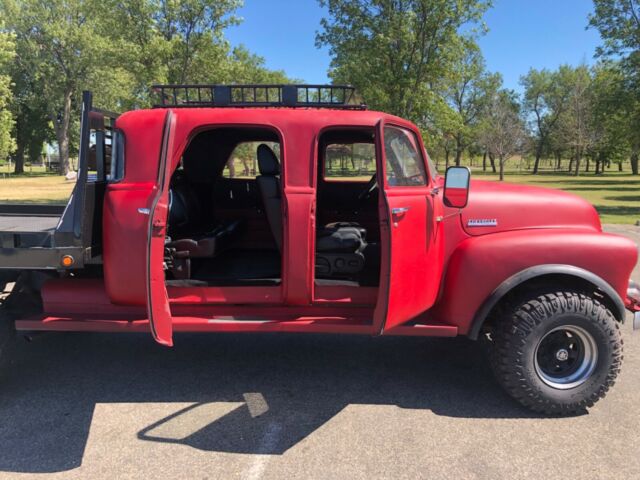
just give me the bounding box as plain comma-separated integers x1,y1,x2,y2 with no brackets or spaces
467,264,626,340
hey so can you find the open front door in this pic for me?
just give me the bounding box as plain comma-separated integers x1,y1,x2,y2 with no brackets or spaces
374,121,444,333
146,111,176,346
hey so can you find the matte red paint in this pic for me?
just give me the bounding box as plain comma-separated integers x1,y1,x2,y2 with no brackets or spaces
372,120,444,333
15,314,456,336
146,111,176,346
460,180,602,236
428,229,637,334
26,105,638,342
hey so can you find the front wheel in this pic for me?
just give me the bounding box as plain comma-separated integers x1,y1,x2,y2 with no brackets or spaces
489,291,623,415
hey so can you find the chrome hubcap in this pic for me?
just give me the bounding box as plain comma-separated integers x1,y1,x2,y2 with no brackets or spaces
534,325,598,390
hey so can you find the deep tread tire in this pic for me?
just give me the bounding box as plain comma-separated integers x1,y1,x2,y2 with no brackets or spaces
489,291,623,415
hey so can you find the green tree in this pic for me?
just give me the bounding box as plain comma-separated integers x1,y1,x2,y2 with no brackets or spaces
0,24,16,164
520,66,572,174
590,63,632,174
9,29,54,174
555,66,596,176
1,0,130,174
112,1,292,107
1,0,293,175
442,43,486,166
316,0,491,123
478,89,525,181
589,0,640,174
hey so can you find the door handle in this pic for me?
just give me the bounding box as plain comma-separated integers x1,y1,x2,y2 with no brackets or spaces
391,207,410,215
138,208,151,215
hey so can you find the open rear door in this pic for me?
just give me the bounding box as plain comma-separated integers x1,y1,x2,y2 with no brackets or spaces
146,111,176,346
374,121,444,333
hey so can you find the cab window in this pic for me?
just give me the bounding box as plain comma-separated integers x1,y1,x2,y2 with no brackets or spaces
383,126,427,186
323,142,376,182
222,141,280,179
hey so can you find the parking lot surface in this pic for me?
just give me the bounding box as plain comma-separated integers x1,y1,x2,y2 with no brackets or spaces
0,225,638,480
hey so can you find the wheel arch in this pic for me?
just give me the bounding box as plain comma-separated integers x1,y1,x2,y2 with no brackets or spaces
467,264,626,340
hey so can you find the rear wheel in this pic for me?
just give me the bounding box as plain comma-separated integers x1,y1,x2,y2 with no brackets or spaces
489,291,623,415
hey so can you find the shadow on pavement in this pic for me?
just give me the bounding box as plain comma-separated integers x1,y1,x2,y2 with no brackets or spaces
0,326,542,473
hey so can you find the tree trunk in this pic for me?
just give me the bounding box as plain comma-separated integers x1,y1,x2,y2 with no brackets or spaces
455,147,462,167
13,142,25,175
631,150,639,175
499,156,505,181
573,151,581,177
52,87,73,175
585,156,590,172
555,151,561,170
482,151,487,172
489,153,497,173
445,149,450,169
532,143,543,174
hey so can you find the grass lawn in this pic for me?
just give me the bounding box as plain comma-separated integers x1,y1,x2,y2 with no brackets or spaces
0,173,74,204
0,167,637,224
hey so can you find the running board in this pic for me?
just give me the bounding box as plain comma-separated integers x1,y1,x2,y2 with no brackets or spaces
15,314,375,335
15,315,458,337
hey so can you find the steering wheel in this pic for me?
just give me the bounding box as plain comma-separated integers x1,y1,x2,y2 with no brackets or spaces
357,173,378,203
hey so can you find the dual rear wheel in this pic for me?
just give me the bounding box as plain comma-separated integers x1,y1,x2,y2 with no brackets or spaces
489,290,623,415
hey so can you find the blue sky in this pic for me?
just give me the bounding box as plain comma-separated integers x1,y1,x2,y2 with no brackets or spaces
225,0,602,92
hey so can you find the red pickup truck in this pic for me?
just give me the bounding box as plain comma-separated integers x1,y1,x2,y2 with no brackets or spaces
0,84,638,415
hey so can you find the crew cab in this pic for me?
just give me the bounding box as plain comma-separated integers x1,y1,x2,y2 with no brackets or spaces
0,84,638,415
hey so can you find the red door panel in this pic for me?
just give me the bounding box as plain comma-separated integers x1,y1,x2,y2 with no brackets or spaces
374,122,444,333
146,111,176,346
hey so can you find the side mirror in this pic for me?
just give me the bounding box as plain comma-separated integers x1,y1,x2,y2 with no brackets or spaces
443,166,471,208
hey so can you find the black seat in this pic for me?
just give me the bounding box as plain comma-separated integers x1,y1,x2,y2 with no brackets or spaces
167,173,202,235
316,223,366,252
315,222,367,277
256,144,283,251
255,144,368,277
165,173,244,279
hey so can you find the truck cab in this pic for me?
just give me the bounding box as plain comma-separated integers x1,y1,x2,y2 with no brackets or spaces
0,84,638,415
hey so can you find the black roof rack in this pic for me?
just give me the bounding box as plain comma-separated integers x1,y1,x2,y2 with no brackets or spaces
150,84,367,110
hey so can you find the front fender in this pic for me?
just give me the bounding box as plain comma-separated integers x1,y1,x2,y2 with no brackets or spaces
429,229,638,336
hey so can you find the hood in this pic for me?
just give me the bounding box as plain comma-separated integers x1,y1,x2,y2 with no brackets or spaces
459,180,602,236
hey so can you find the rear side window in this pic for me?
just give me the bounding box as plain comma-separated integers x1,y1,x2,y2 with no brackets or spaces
109,130,125,181
222,141,280,179
324,142,376,182
383,126,427,187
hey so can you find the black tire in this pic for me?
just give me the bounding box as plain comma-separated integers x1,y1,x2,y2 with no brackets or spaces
490,291,623,415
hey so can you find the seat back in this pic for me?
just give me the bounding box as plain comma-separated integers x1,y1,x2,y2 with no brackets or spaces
256,144,283,251
168,173,202,235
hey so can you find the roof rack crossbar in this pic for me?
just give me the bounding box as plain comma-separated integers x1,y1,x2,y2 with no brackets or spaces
150,84,366,110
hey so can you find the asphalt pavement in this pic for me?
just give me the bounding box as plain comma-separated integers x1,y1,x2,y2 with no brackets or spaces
0,225,638,480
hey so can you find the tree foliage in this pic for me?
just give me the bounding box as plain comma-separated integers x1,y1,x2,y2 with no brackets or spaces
0,24,16,163
520,67,572,174
316,0,491,122
0,0,292,174
477,89,525,180
589,0,640,174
